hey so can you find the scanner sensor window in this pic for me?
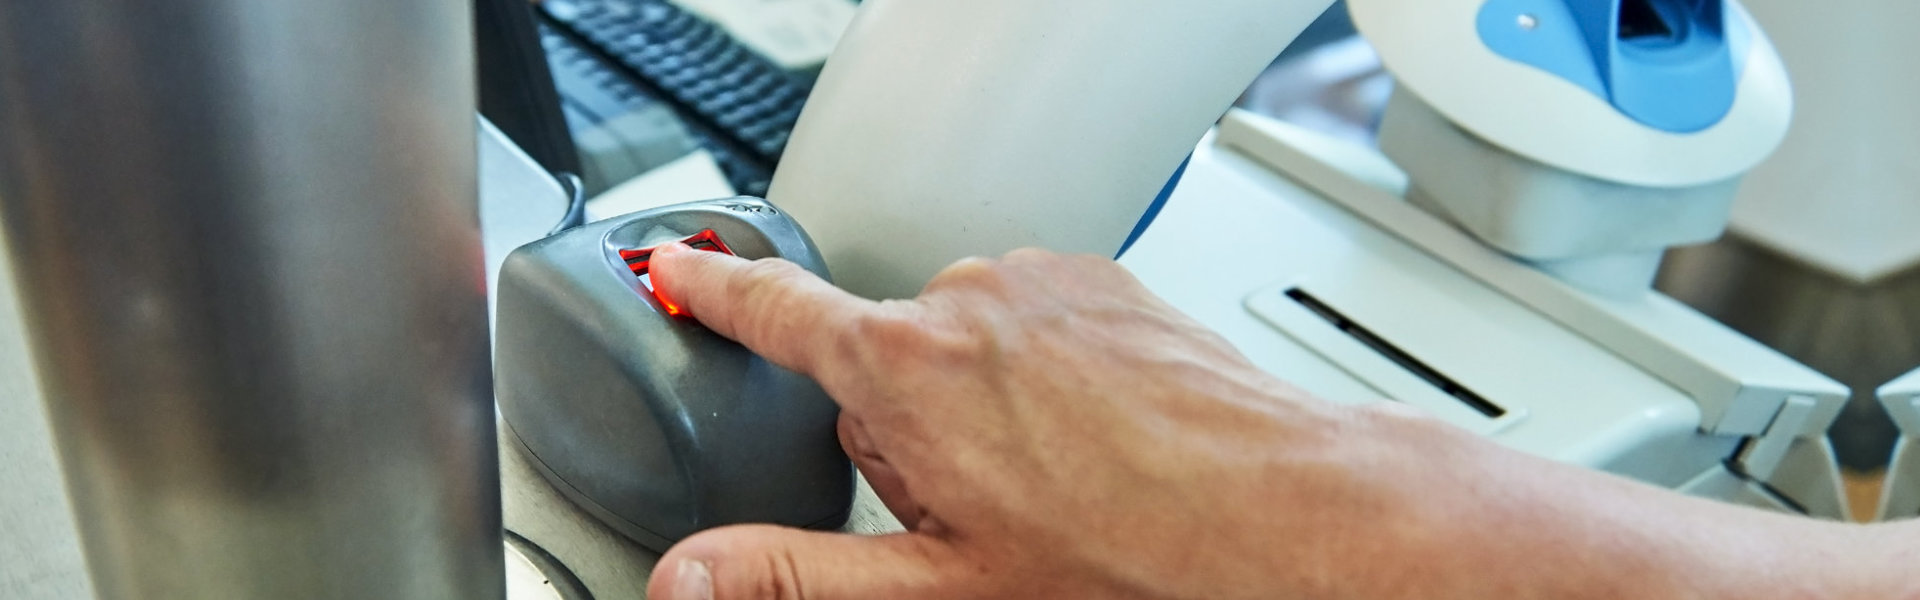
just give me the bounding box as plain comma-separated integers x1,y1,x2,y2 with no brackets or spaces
618,230,735,314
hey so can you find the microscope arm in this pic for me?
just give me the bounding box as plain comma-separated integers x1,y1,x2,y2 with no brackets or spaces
767,0,1336,299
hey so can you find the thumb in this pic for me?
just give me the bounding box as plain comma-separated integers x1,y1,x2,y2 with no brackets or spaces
648,525,966,600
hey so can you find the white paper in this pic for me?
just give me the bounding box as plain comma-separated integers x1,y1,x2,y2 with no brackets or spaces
668,0,857,69
585,150,739,223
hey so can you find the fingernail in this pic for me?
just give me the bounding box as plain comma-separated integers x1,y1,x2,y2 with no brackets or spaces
673,558,713,600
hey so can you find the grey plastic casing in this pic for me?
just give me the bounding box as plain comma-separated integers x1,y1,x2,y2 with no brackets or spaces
495,197,853,552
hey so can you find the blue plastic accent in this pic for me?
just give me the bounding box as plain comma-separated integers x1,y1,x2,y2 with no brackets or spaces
1477,0,1745,133
1116,155,1191,258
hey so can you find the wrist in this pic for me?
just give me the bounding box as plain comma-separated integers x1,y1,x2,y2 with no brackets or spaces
1505,470,1910,599
1344,406,1899,599
1806,519,1920,598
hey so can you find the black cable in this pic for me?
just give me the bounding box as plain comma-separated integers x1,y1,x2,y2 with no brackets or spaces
549,171,589,235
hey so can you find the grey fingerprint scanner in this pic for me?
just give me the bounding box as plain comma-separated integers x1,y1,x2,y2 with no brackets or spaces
495,197,853,552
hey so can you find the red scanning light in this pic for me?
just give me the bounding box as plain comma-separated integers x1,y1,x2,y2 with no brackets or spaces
620,230,734,317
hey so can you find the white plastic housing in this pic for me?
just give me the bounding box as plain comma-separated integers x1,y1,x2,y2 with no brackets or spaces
1349,0,1793,188
1879,370,1920,520
768,0,1335,299
1377,89,1741,294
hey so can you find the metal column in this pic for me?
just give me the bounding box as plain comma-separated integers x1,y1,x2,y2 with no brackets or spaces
0,2,502,598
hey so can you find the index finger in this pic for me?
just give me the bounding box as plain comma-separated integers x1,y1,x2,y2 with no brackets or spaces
649,242,877,389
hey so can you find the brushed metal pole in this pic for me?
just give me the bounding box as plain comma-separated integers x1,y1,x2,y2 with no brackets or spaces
0,2,502,598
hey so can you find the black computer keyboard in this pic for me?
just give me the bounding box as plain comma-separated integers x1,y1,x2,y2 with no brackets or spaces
539,0,813,196
541,22,755,195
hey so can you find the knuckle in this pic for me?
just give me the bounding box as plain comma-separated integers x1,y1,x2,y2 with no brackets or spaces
1005,248,1123,286
726,258,814,335
933,256,997,280
1077,252,1125,272
849,305,985,364
751,550,810,600
736,258,812,290
1001,247,1056,263
850,307,933,349
920,323,987,364
924,256,1001,292
729,259,811,309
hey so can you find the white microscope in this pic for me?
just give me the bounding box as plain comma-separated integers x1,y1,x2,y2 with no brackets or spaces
765,0,1853,518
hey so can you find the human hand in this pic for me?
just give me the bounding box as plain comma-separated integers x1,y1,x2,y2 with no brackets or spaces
643,246,1891,600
